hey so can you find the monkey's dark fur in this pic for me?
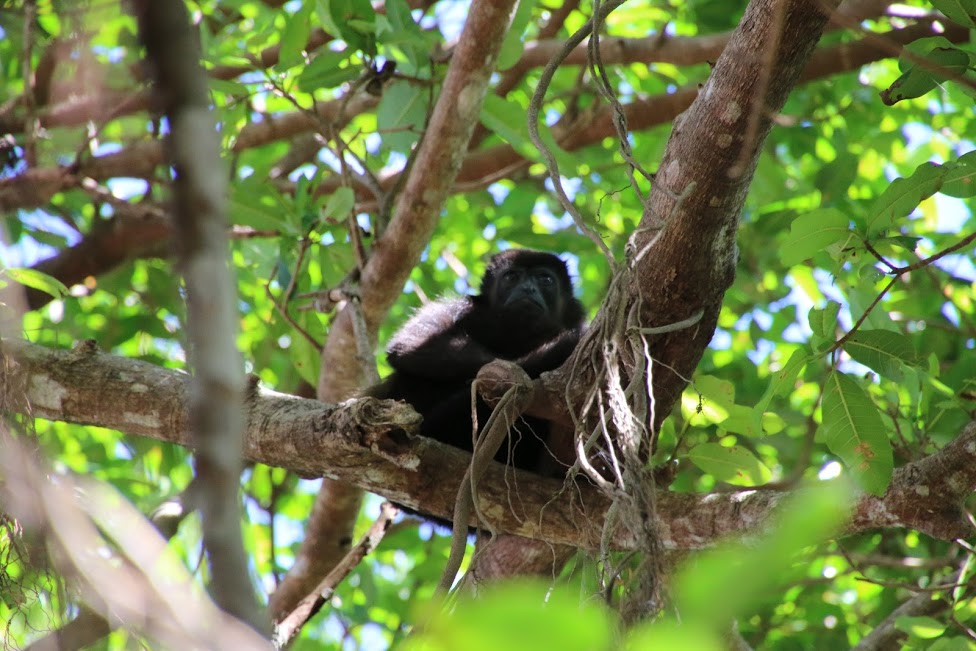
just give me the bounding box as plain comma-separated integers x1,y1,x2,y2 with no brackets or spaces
378,249,585,473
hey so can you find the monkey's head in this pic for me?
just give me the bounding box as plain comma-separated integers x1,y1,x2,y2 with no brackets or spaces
479,250,580,332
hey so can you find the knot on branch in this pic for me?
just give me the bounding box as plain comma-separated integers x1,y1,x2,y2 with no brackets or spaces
343,396,421,467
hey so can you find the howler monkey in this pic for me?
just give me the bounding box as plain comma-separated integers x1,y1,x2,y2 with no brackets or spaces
379,249,585,472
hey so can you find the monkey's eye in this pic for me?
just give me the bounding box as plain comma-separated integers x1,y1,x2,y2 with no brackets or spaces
501,270,521,284
534,270,556,286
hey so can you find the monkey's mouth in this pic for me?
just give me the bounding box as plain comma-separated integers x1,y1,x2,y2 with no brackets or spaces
506,295,547,312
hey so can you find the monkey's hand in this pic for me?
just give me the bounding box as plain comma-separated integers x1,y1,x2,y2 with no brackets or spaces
474,359,533,407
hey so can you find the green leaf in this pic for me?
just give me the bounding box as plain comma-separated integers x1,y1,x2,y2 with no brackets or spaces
411,581,612,651
376,80,427,154
930,0,976,29
880,66,937,106
498,0,537,71
927,638,976,651
683,374,734,425
516,102,579,171
2,267,69,298
880,38,976,104
808,302,840,339
894,615,947,639
695,374,735,410
872,235,922,253
815,152,859,202
481,95,535,156
229,186,298,234
297,51,358,92
941,157,976,197
818,373,893,495
36,9,62,36
844,329,918,381
626,621,724,651
866,162,944,236
955,553,976,603
687,443,772,486
208,78,253,97
321,187,356,222
289,313,323,387
318,0,377,56
278,1,314,69
721,404,771,437
753,347,813,430
382,0,430,71
780,209,850,266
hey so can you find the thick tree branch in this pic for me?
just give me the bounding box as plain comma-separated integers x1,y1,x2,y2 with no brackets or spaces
628,0,842,425
135,1,264,632
4,339,974,550
23,206,169,310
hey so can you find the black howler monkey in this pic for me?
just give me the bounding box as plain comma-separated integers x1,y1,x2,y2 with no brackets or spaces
379,249,585,472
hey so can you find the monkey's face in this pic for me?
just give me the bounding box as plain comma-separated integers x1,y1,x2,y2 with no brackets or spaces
500,267,554,307
491,265,567,327
478,250,580,340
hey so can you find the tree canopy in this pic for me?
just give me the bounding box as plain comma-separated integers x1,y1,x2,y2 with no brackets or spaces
1,0,975,649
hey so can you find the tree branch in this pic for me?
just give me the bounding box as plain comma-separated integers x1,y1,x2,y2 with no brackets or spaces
5,339,974,550
134,0,264,630
629,0,843,425
269,0,522,622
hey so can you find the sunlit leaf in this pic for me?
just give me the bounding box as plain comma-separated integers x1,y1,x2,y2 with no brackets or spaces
866,162,944,236
780,209,850,266
941,154,976,197
818,372,893,495
687,442,772,486
278,1,314,69
289,313,323,387
481,95,535,156
318,0,378,56
698,374,735,405
894,615,947,639
377,79,427,153
881,37,976,104
626,621,724,651
406,582,612,651
808,302,840,339
719,404,766,437
297,50,358,92
321,187,356,222
229,186,298,234
844,329,919,381
2,267,69,298
752,347,813,430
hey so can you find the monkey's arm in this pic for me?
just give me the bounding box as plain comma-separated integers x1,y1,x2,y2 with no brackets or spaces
386,299,498,381
515,325,584,378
